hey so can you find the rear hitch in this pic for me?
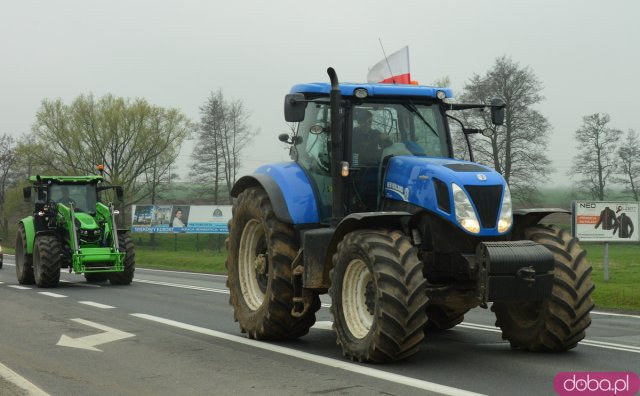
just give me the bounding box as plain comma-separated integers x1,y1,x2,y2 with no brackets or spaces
291,249,312,318
516,266,536,286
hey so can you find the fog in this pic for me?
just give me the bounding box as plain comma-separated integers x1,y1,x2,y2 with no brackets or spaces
1,0,638,186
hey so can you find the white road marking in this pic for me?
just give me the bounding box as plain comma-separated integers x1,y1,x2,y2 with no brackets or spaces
590,311,640,319
321,303,331,308
581,340,640,353
137,267,228,278
78,301,115,309
131,313,485,396
0,361,50,396
38,292,67,298
56,318,135,352
133,278,229,293
8,285,31,290
313,320,640,354
312,321,334,330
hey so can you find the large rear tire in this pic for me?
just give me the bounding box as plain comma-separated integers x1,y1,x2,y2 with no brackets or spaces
330,229,427,362
109,234,135,285
33,236,62,288
226,187,320,340
492,225,595,351
15,223,35,285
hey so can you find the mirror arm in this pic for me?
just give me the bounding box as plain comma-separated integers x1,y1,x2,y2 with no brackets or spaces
447,114,475,163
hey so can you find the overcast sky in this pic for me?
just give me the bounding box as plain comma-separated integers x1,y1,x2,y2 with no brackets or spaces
1,0,638,187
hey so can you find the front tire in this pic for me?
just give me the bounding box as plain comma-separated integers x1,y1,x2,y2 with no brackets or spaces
15,223,35,285
330,229,427,362
33,236,62,288
492,225,595,351
109,234,135,285
226,187,320,340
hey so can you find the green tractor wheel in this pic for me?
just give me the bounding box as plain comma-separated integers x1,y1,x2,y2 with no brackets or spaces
329,229,427,362
226,187,320,340
492,225,595,351
15,223,35,285
33,235,62,288
109,234,135,285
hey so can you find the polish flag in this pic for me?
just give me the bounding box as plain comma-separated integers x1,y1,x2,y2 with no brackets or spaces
367,46,411,84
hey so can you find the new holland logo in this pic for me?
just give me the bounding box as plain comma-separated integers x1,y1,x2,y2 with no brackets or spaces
477,174,487,181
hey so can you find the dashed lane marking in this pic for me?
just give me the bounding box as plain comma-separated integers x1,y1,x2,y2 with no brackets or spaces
38,292,67,298
78,301,115,309
8,285,31,290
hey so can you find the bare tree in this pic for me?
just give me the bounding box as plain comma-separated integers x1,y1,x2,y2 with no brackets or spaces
191,90,256,204
0,134,18,237
457,56,552,204
614,129,639,201
570,113,622,200
30,94,191,205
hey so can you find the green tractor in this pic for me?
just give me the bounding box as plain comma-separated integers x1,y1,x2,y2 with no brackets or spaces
16,173,135,287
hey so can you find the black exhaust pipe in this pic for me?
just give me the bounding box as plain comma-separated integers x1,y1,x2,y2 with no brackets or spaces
327,67,344,223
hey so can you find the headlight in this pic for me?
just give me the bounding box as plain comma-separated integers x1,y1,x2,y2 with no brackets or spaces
497,184,513,233
452,183,480,234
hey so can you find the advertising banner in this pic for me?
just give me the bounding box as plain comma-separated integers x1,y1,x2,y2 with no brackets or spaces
572,201,639,242
131,205,231,234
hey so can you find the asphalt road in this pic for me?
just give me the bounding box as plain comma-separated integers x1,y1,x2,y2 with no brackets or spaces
0,254,638,396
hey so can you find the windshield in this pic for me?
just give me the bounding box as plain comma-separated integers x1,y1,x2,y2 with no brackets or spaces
351,101,449,165
50,184,97,213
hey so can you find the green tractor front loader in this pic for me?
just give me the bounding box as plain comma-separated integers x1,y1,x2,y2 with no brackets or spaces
16,174,135,288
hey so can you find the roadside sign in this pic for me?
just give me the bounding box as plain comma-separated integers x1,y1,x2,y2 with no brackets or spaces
131,205,231,234
572,201,638,242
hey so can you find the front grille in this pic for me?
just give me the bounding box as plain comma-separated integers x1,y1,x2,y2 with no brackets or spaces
464,185,503,228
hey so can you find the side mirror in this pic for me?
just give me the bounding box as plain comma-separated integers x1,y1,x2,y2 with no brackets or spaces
284,93,307,122
490,98,505,126
23,187,32,203
115,187,124,202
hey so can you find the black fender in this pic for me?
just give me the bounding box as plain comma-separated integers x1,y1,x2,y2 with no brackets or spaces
313,211,412,290
511,208,571,240
231,175,293,224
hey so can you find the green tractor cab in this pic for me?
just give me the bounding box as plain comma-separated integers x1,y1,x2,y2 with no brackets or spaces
16,174,135,287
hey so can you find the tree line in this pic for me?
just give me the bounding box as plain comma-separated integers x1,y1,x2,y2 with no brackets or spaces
1,55,636,238
0,92,255,238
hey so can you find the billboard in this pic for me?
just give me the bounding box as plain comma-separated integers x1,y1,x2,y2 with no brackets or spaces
131,205,231,234
572,201,638,242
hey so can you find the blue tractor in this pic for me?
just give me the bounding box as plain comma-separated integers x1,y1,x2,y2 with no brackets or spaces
226,68,594,362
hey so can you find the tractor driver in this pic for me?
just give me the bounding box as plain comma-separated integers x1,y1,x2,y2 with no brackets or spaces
352,109,392,167
58,186,77,207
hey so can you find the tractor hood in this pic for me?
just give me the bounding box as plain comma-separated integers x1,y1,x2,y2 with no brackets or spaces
383,155,512,236
74,212,99,230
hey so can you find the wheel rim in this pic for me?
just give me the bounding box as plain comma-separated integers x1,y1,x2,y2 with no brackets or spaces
342,259,374,339
238,219,268,311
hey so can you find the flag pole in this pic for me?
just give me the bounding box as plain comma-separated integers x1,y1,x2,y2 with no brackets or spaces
378,38,396,84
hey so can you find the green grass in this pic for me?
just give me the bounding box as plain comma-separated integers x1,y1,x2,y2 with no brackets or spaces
580,242,640,312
